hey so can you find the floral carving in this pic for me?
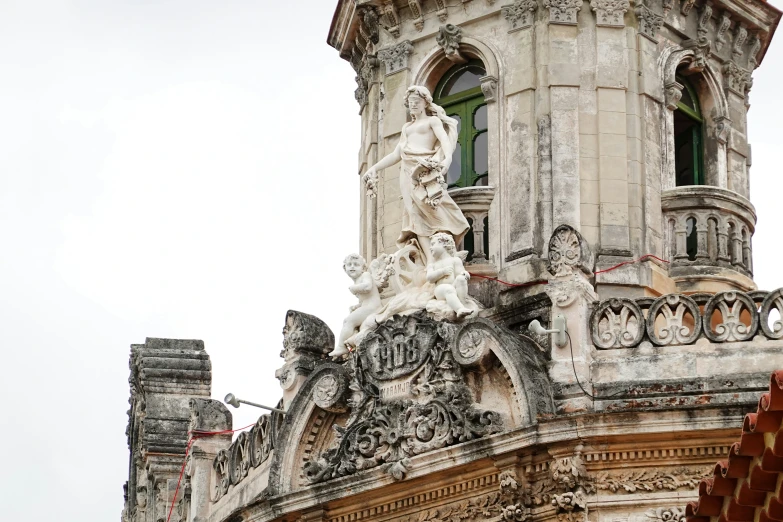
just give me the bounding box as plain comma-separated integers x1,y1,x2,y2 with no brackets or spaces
313,374,347,412
377,41,414,75
723,60,752,97
436,24,465,62
646,507,686,522
543,0,583,24
635,0,664,40
645,294,702,346
591,0,629,26
212,449,230,501
591,298,645,349
594,466,710,493
548,447,593,522
502,0,538,30
397,493,504,522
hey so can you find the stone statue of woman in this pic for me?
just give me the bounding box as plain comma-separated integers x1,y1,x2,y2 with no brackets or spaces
363,85,470,265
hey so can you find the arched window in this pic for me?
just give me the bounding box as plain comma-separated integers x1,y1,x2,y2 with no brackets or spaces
674,76,704,186
434,60,488,188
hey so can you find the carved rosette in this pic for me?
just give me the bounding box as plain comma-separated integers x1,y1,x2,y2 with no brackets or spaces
646,507,686,522
543,0,583,25
681,0,695,15
303,313,503,483
436,24,466,63
502,0,538,31
635,0,664,40
547,224,592,277
591,0,629,27
377,41,415,75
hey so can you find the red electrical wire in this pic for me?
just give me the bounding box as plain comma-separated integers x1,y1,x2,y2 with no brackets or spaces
593,254,669,275
166,422,256,522
468,254,668,288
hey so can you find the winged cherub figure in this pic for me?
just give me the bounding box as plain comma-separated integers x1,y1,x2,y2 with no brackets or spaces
425,232,472,318
330,253,394,357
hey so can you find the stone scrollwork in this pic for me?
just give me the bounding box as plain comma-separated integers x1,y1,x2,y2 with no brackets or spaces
733,24,749,59
635,0,664,40
646,507,685,522
723,60,752,97
703,291,759,342
591,298,645,349
436,24,466,63
715,12,731,51
303,313,503,484
594,466,709,493
543,0,583,25
591,0,629,27
213,449,230,501
250,415,274,467
549,447,593,522
748,34,763,69
377,40,415,75
381,0,401,38
760,289,783,340
665,81,683,110
680,0,695,16
547,224,592,277
408,0,424,31
229,431,251,485
481,75,499,102
502,0,538,31
645,294,702,346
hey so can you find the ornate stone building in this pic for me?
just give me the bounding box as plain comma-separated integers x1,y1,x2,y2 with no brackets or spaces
122,2,783,522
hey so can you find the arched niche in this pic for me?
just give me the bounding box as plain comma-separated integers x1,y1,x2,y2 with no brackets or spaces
661,47,731,191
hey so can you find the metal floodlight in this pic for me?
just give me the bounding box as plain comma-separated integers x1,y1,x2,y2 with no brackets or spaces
528,314,568,348
223,393,286,414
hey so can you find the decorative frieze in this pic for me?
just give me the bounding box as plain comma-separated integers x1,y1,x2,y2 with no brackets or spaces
715,12,731,51
591,0,629,27
436,24,467,63
502,0,538,31
543,0,583,25
408,0,424,31
377,40,414,75
381,0,401,38
635,0,664,40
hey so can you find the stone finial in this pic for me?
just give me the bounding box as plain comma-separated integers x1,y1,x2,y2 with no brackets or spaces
377,40,414,75
436,24,467,63
502,0,538,31
543,0,583,24
591,0,629,27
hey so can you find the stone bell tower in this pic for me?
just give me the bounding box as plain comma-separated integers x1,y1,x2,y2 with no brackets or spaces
328,0,779,300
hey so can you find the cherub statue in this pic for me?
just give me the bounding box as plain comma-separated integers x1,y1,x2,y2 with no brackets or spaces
331,253,393,357
425,232,472,318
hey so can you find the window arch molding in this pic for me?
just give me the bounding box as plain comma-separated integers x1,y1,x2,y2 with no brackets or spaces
412,35,501,96
662,47,730,190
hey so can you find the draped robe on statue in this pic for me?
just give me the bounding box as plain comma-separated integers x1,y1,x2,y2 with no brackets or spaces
397,124,470,247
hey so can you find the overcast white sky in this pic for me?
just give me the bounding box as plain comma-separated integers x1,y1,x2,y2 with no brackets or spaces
1,2,782,521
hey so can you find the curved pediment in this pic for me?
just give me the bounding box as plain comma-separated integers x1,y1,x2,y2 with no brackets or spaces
265,312,554,496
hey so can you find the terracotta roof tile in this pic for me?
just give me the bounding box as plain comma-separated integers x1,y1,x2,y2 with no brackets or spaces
687,372,783,522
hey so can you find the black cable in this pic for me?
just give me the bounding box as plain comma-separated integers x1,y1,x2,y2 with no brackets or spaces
565,330,626,401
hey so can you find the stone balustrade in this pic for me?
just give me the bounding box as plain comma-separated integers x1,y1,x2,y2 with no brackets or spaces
449,185,494,266
590,289,783,349
662,186,756,287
